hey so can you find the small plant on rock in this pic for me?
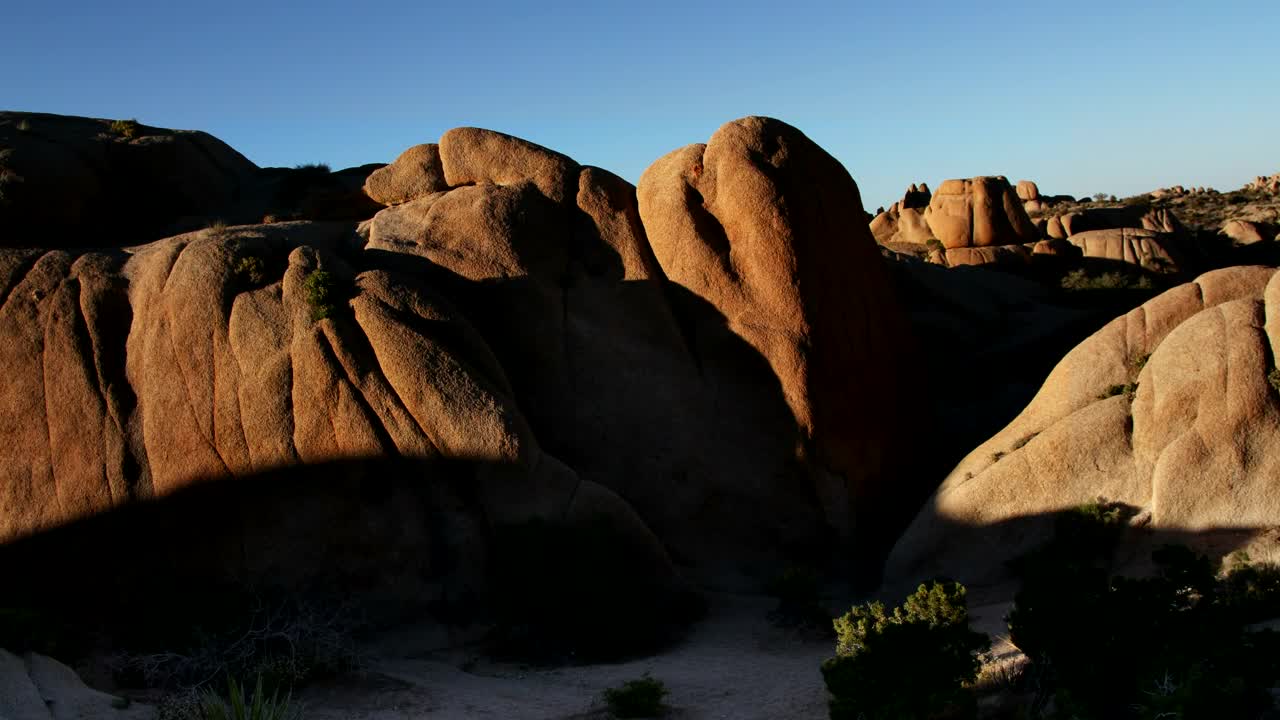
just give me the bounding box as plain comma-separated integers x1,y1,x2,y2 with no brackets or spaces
233,256,266,287
1269,367,1280,395
821,580,989,720
110,118,141,138
603,674,669,718
301,270,341,321
1097,382,1138,400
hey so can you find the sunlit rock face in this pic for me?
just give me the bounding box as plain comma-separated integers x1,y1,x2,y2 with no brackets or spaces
0,114,921,622
886,266,1280,596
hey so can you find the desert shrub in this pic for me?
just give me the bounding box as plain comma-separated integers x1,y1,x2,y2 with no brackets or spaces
110,118,140,138
765,566,831,632
821,580,989,720
489,517,701,662
199,676,301,720
15,119,30,132
1269,367,1280,395
233,256,266,287
603,674,669,718
300,270,341,321
202,219,229,238
925,238,945,254
1006,506,1280,718
1061,269,1154,292
1219,552,1280,623
112,595,362,693
155,689,203,720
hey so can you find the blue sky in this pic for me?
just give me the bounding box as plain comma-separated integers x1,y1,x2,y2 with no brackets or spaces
4,1,1277,209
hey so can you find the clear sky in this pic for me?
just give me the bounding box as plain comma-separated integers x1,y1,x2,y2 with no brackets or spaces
4,0,1277,210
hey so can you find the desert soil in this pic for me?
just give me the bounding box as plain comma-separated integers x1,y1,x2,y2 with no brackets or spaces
294,592,833,719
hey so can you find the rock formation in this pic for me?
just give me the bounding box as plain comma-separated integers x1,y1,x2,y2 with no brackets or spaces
0,113,259,247
1223,219,1277,245
0,649,151,720
1247,174,1280,194
0,112,382,249
0,114,920,626
362,144,448,206
869,183,935,248
1065,227,1185,272
925,177,1039,249
886,266,1280,594
0,222,676,620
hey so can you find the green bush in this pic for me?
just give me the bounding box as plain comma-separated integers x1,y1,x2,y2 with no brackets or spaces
1006,506,1280,718
765,566,831,632
110,118,140,138
1219,553,1280,623
200,676,301,720
1061,269,1154,292
233,257,266,287
821,581,989,720
603,674,668,718
301,270,341,321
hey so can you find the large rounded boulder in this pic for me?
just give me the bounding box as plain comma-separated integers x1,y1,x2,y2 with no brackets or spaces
0,222,677,623
636,116,919,562
363,117,919,579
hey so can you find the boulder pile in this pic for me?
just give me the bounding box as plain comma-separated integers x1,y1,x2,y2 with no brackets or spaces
0,115,920,625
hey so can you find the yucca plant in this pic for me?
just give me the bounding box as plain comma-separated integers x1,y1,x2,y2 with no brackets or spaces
199,676,301,720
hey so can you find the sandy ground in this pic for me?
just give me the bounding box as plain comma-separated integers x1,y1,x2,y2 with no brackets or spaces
294,592,833,720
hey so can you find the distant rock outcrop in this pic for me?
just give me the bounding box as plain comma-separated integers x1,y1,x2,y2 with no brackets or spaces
869,182,934,247
886,266,1280,594
926,177,1039,250
1222,219,1278,245
1066,227,1186,272
1247,174,1280,194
